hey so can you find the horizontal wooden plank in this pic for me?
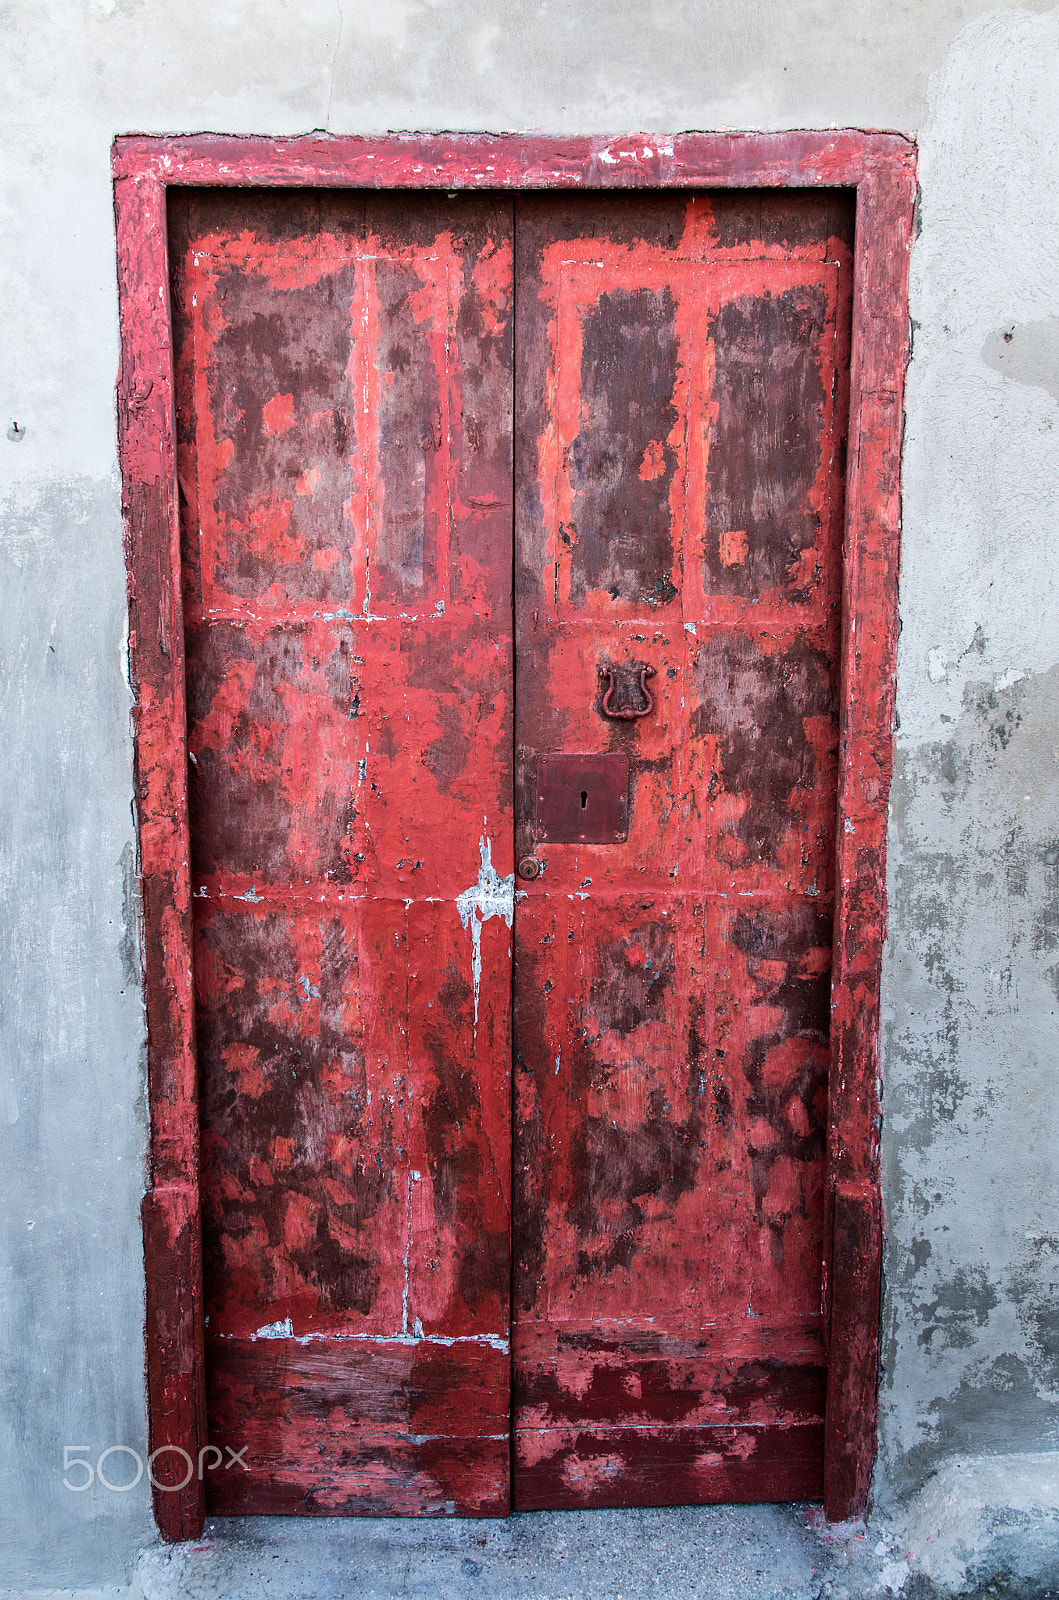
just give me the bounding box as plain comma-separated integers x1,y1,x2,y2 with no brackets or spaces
517,1318,825,1361
208,1439,510,1518
208,1335,510,1431
514,1422,824,1511
113,131,914,191
205,1336,509,1516
515,1320,825,1431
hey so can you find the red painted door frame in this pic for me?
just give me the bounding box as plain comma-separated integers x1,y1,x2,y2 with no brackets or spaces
113,130,915,1541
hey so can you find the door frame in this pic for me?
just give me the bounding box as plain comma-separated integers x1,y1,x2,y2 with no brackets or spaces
113,129,915,1541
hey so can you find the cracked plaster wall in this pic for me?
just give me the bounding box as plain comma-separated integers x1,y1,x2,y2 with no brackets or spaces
1,0,1057,1585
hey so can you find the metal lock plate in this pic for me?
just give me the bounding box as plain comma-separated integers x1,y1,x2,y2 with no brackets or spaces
535,753,629,844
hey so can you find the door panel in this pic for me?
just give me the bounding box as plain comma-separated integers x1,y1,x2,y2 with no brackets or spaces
513,193,853,1508
171,191,515,1516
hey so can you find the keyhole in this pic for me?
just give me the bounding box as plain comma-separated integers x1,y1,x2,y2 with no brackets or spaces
580,790,588,810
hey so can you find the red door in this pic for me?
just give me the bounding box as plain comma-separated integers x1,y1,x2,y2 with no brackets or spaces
171,192,516,1514
512,193,851,1507
169,186,852,1516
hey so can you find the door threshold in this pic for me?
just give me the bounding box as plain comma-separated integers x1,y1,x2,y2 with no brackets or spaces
136,1502,875,1600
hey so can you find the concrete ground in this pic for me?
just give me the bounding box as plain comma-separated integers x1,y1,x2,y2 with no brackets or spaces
128,1502,1047,1600
135,1505,892,1600
11,1459,1059,1600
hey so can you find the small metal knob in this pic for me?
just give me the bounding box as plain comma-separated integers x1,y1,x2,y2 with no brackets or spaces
517,856,542,881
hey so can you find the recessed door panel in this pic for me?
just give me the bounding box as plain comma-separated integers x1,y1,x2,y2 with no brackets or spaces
513,192,853,1508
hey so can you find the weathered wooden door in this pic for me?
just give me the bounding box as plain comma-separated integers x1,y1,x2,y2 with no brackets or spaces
170,186,852,1517
171,192,517,1515
511,193,852,1508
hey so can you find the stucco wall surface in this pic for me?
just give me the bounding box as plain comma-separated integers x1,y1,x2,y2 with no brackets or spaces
1,0,1057,1587
878,4,1059,1504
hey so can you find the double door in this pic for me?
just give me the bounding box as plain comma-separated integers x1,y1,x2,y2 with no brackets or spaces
170,186,853,1515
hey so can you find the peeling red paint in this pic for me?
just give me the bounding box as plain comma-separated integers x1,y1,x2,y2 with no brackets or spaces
206,1337,509,1516
115,169,207,1541
168,189,515,1517
512,190,850,1510
111,130,908,195
116,133,914,1538
823,145,916,1519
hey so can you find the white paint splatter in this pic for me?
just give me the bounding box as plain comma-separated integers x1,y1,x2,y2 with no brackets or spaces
218,1328,510,1350
401,1169,421,1336
456,835,514,1032
252,1317,293,1340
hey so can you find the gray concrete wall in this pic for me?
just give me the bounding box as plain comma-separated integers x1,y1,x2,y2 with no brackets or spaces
2,0,1057,1586
878,5,1059,1504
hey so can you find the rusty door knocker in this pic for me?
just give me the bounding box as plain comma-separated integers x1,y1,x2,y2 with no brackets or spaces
599,664,656,720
